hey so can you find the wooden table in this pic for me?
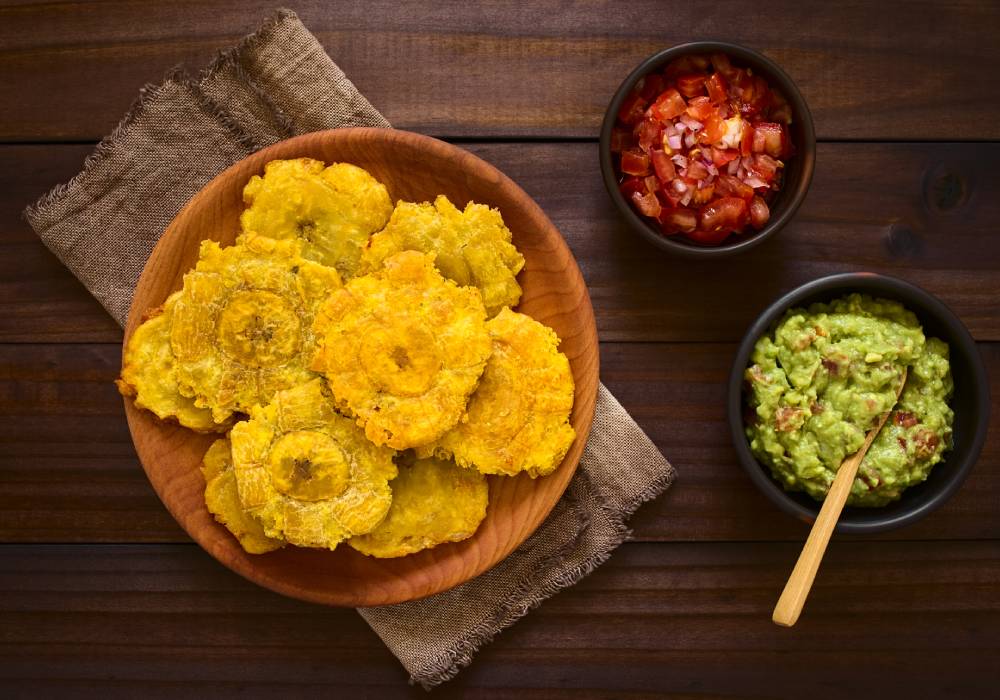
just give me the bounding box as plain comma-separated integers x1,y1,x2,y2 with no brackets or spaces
1,2,998,696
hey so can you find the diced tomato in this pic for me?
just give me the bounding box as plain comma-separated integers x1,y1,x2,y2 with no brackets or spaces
771,102,792,124
610,127,635,153
688,226,732,245
699,113,726,144
711,147,739,167
705,72,727,104
635,118,661,153
691,183,715,205
619,176,645,199
739,119,754,156
618,92,647,126
620,148,651,176
664,55,709,79
643,175,660,194
649,88,687,121
754,122,787,158
676,73,708,98
710,53,738,79
729,69,753,103
631,190,662,219
750,153,781,181
685,96,715,121
638,74,667,102
651,149,677,182
749,195,770,229
715,174,754,201
659,206,698,235
699,196,749,233
686,160,709,180
748,75,772,115
770,89,793,124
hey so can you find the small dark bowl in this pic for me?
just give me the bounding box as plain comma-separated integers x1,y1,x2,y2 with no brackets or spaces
600,41,816,257
727,273,990,533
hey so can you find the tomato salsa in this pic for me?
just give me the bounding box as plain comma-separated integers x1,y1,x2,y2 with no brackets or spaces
612,52,795,246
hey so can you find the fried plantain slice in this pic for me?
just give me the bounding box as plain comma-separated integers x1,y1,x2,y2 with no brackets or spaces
201,437,285,554
170,234,341,424
349,454,488,558
360,195,525,317
229,379,397,549
116,292,229,433
429,308,576,478
240,158,393,280
311,250,492,450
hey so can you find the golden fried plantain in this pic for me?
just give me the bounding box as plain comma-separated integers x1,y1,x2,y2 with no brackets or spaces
361,195,525,317
170,234,341,424
349,455,488,558
311,250,492,450
201,437,285,554
229,379,397,549
116,292,229,433
429,308,575,478
241,158,392,280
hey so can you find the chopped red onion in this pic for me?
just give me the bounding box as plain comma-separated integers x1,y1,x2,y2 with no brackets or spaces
671,154,688,168
679,114,703,131
667,134,682,150
727,159,740,175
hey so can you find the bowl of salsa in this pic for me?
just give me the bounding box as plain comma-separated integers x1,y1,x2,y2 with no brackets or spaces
600,41,815,256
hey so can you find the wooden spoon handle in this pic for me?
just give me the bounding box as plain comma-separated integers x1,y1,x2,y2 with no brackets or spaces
771,444,864,627
772,369,907,627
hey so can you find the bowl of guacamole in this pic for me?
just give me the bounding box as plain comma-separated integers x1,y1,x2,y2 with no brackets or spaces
728,274,989,533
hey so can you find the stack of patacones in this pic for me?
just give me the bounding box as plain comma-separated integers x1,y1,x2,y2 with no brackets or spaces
118,159,576,557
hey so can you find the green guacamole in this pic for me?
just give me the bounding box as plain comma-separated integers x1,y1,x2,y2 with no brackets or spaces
745,294,953,507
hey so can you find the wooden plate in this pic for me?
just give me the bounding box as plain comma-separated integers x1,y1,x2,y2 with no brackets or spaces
123,128,599,607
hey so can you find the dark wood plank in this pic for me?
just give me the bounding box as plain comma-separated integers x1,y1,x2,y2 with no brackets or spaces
1,541,997,698
0,144,119,342
2,342,997,543
3,141,999,343
1,1,999,141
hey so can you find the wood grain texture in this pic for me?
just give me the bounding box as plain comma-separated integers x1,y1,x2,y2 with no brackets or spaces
4,141,1000,343
123,128,598,606
3,342,997,544
1,1,999,141
1,542,997,698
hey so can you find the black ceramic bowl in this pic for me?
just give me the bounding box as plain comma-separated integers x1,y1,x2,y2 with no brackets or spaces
600,41,815,257
727,273,990,533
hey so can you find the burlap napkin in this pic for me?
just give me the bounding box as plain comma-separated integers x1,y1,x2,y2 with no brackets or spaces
25,10,675,688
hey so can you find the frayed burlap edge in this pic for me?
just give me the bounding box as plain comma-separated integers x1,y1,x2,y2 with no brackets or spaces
24,72,256,230
409,464,677,689
23,8,302,230
201,8,297,139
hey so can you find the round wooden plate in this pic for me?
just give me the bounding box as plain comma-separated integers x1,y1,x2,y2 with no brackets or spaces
123,128,599,607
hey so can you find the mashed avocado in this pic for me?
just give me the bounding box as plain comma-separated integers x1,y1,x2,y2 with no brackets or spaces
745,294,953,507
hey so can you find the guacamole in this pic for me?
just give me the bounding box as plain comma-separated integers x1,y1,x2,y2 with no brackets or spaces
745,294,953,507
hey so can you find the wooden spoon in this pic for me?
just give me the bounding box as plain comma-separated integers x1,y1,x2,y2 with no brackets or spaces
772,368,908,627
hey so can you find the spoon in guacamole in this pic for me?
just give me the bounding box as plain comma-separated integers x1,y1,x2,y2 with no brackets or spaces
772,368,907,627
